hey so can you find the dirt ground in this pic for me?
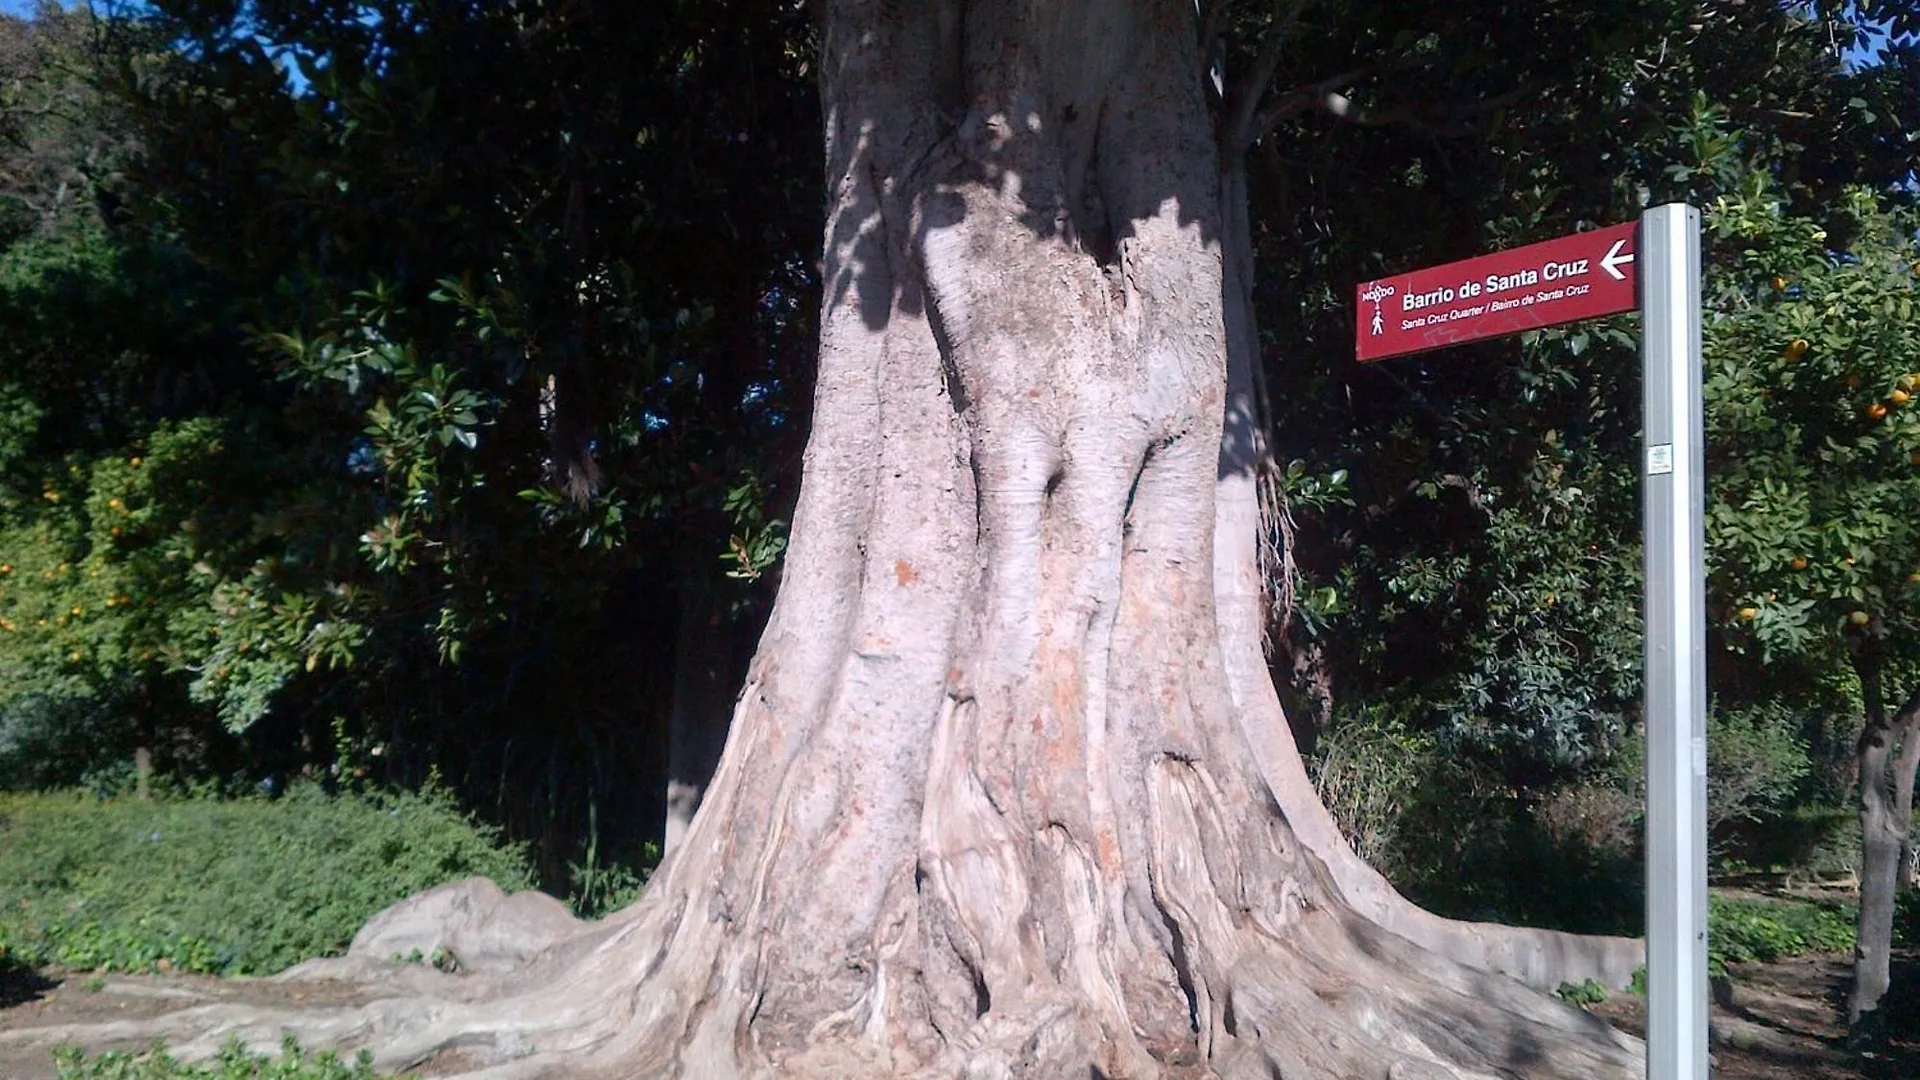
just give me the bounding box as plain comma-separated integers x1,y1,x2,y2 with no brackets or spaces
2,951,1916,1079
0,966,386,1080
1591,950,1919,1080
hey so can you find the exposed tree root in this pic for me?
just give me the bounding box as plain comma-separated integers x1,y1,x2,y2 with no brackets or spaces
2,883,1641,1080
3,762,1644,1080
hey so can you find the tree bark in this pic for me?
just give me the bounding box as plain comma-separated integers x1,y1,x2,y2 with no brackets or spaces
1847,634,1920,1036
1894,716,1920,893
8,5,1644,1076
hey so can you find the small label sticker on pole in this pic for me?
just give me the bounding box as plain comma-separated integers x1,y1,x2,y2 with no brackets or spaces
1647,444,1674,475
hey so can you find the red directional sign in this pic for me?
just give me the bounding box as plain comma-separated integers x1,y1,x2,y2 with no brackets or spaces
1355,221,1638,362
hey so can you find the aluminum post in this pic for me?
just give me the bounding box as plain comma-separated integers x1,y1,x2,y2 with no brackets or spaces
1639,201,1709,1080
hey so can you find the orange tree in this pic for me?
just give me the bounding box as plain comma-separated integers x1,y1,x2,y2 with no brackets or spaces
1702,181,1920,1037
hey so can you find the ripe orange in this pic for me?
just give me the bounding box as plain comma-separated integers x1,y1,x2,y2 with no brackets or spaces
1786,340,1810,360
1738,607,1759,621
1771,276,1788,292
1869,402,1890,420
1790,557,1809,570
1896,389,1914,406
1850,611,1872,627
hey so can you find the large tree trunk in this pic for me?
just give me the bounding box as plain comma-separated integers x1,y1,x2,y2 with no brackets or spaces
5,4,1643,1076
527,4,1632,1074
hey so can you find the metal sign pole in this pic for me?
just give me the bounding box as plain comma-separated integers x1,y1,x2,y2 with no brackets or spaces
1639,202,1708,1080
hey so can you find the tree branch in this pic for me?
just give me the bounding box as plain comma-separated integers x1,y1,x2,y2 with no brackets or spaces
1248,66,1373,138
1196,0,1223,75
1258,74,1540,142
1222,0,1308,155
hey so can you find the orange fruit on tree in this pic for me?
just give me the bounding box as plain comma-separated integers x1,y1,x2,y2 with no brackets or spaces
1850,611,1872,627
1790,557,1809,570
1868,402,1890,420
1738,607,1759,621
1771,276,1788,292
1895,389,1913,406
1786,339,1810,360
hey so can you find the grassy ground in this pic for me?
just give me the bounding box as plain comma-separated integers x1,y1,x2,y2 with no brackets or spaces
0,786,534,979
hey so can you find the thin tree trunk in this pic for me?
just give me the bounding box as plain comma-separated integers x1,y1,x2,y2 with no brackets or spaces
1849,637,1920,1033
1895,715,1920,892
134,677,153,799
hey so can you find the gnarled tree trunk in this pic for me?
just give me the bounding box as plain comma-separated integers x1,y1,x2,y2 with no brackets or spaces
515,3,1635,1074
3,4,1645,1076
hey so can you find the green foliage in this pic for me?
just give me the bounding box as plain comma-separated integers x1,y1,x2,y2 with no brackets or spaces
1621,895,1858,993
1707,895,1856,975
53,1039,408,1080
1309,704,1438,874
1703,186,1920,665
563,807,655,921
0,786,533,976
1314,701,1645,934
1553,978,1609,1007
0,0,828,882
1703,702,1811,838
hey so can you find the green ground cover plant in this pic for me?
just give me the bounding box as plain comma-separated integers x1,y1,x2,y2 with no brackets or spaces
53,1039,408,1080
1708,895,1856,972
0,785,533,976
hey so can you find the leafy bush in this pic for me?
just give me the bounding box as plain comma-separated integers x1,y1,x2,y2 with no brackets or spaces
0,785,533,975
1704,703,1809,837
54,1039,408,1079
1708,895,1855,975
1310,705,1439,875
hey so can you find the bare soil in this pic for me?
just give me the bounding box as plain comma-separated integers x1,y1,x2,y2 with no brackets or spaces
0,965,385,1080
1590,951,1918,1080
1,951,1914,1078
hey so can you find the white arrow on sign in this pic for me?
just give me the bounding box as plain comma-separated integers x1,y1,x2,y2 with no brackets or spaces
1602,238,1635,280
